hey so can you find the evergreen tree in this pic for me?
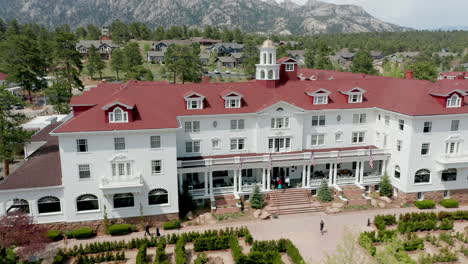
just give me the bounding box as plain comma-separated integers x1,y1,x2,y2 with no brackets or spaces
242,40,259,78
86,45,105,79
350,50,377,75
153,26,166,41
123,42,143,77
126,65,153,81
52,31,84,92
304,48,315,68
407,61,437,81
86,24,101,40
379,173,393,198
314,41,333,70
111,48,125,80
163,44,202,83
45,78,72,114
110,19,130,44
75,27,87,40
317,179,333,202
250,185,265,209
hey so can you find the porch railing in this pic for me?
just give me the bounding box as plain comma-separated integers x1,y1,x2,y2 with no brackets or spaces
336,177,356,185
213,186,235,195
310,179,324,186
363,176,382,183
188,189,205,197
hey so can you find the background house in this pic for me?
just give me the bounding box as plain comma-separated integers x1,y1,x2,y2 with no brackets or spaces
76,40,119,60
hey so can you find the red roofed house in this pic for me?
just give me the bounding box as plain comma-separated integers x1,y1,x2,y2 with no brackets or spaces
2,40,468,226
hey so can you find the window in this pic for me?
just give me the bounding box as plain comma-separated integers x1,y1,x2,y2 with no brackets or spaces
311,115,326,126
76,139,88,152
76,194,99,212
451,120,460,131
442,168,457,182
271,117,289,129
417,192,424,201
230,138,245,151
109,107,128,123
420,143,430,156
226,98,241,108
351,132,365,143
447,94,461,108
187,99,203,109
394,165,400,179
78,164,91,179
398,119,404,131
311,134,325,146
384,116,390,126
383,134,388,148
313,95,328,105
151,160,162,175
414,169,430,184
353,113,366,124
37,196,61,214
111,162,132,177
148,189,169,205
286,64,295,71
113,193,134,208
374,185,380,192
335,132,343,142
269,137,291,152
445,141,461,154
444,190,451,198
230,119,245,130
6,198,29,214
185,141,201,153
348,94,362,103
114,137,126,150
423,121,432,133
185,121,200,133
150,136,161,149
397,140,402,151
212,139,220,149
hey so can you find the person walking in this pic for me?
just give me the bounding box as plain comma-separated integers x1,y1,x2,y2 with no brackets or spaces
367,218,371,227
144,222,151,236
320,219,325,235
156,227,161,237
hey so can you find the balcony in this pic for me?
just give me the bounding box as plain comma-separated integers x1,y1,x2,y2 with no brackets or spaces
99,174,144,195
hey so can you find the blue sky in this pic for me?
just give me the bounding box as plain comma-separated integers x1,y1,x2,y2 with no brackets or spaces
285,0,468,29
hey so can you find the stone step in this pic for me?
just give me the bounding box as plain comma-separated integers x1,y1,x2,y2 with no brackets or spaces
267,206,323,215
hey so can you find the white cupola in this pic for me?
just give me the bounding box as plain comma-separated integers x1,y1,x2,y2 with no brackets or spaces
256,39,280,81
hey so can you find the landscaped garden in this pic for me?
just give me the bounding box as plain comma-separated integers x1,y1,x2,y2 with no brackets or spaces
358,210,468,263
51,226,305,264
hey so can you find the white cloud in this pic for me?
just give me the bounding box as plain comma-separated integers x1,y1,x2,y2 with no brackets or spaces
279,0,468,29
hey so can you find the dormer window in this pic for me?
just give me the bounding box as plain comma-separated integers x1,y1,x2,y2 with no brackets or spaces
187,99,203,109
222,91,243,109
314,95,328,105
226,98,241,108
349,94,362,103
447,94,461,108
286,64,295,71
109,107,128,123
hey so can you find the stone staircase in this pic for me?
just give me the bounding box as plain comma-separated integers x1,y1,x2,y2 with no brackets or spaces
341,185,369,206
267,189,323,215
212,195,241,214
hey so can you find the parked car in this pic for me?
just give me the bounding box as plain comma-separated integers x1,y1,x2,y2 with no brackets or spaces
203,68,209,74
225,70,231,74
214,69,220,74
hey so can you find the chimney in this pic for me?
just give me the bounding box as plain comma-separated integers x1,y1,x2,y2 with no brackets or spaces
202,75,211,83
405,70,414,80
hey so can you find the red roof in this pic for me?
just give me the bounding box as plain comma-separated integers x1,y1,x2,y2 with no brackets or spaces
0,72,7,81
55,73,468,133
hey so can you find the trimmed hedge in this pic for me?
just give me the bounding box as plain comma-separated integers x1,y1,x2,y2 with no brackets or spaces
163,219,181,230
285,239,305,264
71,227,95,239
193,235,230,252
136,244,148,264
194,252,209,264
437,210,468,221
374,214,397,230
414,200,436,209
358,233,376,256
48,230,63,241
175,239,186,264
403,234,424,251
438,219,454,230
440,199,459,208
155,238,169,264
398,219,437,233
108,224,135,236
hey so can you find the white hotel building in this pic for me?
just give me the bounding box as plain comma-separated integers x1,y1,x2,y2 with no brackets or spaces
1,40,468,224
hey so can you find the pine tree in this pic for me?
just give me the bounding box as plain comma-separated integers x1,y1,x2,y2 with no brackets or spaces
111,48,125,80
123,42,143,77
242,40,259,78
379,173,393,198
317,179,333,202
249,185,265,209
350,50,377,75
164,44,202,83
86,45,105,79
304,48,315,68
45,78,72,114
52,30,84,92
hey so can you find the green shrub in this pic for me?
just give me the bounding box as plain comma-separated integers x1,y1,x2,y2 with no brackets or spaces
71,227,95,239
358,233,376,256
230,235,243,263
439,232,455,246
403,233,424,251
440,199,459,208
175,239,186,264
317,179,333,202
155,238,169,264
414,200,435,209
163,219,181,230
379,174,393,197
194,236,230,252
52,248,68,264
136,244,148,264
400,212,437,222
250,185,265,209
398,219,437,233
374,214,397,230
194,252,209,264
438,219,454,230
252,240,280,252
108,224,134,236
376,230,397,242
245,233,253,245
47,230,63,241
285,239,305,264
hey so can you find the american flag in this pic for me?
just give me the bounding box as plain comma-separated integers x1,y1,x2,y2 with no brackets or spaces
368,148,374,169
336,151,341,164
268,153,273,170
310,152,315,166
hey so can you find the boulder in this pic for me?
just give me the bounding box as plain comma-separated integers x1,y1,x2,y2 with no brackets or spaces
260,211,271,220
253,209,262,218
380,196,392,204
325,207,341,214
197,212,217,225
371,199,379,207
331,202,345,209
186,211,194,220
378,202,386,208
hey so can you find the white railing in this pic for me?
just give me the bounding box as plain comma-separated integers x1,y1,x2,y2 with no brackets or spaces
213,186,235,195
310,179,324,186
240,185,254,193
336,177,356,185
188,189,206,197
100,175,142,189
363,176,382,183
439,153,468,164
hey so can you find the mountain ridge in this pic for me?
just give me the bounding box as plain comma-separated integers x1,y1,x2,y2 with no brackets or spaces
0,0,408,35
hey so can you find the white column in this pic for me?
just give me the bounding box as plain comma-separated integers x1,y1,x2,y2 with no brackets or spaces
306,165,311,187
355,162,361,184
233,170,238,194
239,170,243,193
360,161,365,184
178,173,183,192
302,165,307,188
382,159,387,175
30,199,38,217
208,171,213,195
267,169,271,191
333,163,338,185
328,164,333,185
204,172,209,196
262,168,266,191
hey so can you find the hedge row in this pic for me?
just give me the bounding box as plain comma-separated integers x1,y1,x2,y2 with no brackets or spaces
439,199,459,208
403,233,424,251
175,239,186,264
414,200,436,209
73,251,125,264
193,235,231,252
108,224,136,236
358,233,376,256
135,244,148,264
374,214,397,230
163,219,181,230
154,238,169,264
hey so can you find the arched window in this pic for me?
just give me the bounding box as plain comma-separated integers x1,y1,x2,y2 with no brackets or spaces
414,169,430,183
442,168,457,182
76,194,99,212
260,70,265,79
148,189,169,205
109,107,128,123
394,165,401,179
38,196,61,214
113,193,134,208
6,198,29,214
268,70,273,80
447,94,461,108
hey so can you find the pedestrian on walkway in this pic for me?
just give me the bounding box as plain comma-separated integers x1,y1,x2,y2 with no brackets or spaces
156,227,161,237
367,218,371,227
144,222,151,236
320,219,325,235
